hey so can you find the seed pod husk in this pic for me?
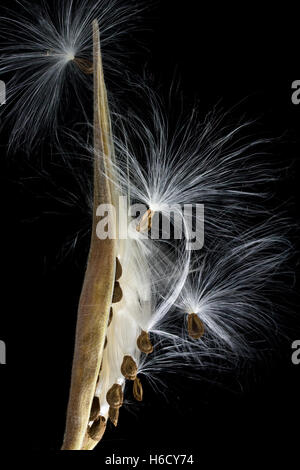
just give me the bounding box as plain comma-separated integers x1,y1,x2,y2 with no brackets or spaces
121,355,138,380
137,330,153,354
133,377,143,402
88,416,106,441
112,282,123,303
187,313,205,339
106,383,123,408
89,396,100,421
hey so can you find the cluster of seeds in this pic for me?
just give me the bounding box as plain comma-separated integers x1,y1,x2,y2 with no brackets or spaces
86,208,205,446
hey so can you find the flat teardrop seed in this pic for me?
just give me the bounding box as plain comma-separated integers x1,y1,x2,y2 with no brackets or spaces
115,258,123,281
108,307,113,326
106,384,123,408
137,330,153,354
112,282,123,303
187,313,205,339
88,416,107,441
89,396,100,421
136,209,154,232
133,377,143,402
73,57,93,74
121,355,138,380
108,406,119,427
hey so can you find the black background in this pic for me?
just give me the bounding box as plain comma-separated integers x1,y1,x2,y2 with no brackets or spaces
0,0,300,463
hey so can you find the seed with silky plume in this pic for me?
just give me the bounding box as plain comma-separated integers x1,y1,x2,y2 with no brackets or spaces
137,330,153,354
108,307,113,327
0,0,146,151
73,57,93,74
121,355,138,380
187,313,205,339
89,396,100,421
106,384,123,409
88,416,107,441
133,377,143,402
112,282,123,303
115,258,123,281
136,209,155,232
108,406,119,427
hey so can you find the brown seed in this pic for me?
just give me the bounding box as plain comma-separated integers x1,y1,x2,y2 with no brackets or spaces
88,416,107,441
73,57,93,74
136,209,154,232
187,313,205,339
112,282,123,303
106,384,123,408
115,258,123,281
108,307,113,327
121,355,138,381
133,377,143,402
108,406,119,427
89,396,100,421
137,330,153,354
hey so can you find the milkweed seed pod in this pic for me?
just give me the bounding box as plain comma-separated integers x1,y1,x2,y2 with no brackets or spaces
1,1,293,453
